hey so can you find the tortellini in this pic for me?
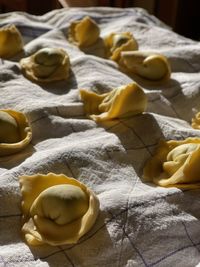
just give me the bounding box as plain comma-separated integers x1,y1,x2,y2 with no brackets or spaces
20,47,70,83
119,51,171,82
191,112,200,129
0,24,23,59
143,137,200,188
68,16,100,47
80,82,147,122
104,32,138,62
19,173,99,246
0,110,32,156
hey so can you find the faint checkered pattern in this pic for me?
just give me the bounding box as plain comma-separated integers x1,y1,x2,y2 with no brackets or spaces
0,6,200,267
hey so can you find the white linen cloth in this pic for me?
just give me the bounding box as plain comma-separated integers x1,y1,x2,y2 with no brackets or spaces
0,7,200,267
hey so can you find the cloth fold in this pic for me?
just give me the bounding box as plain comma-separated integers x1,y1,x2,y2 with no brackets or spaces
0,6,200,267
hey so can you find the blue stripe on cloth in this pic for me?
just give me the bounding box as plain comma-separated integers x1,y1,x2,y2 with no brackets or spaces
149,240,200,266
0,23,52,38
17,25,52,38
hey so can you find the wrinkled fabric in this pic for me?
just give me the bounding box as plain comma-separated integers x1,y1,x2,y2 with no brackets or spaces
0,7,200,267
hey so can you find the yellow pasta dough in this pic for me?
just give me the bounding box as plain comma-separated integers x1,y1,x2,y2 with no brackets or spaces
104,32,138,62
68,16,100,47
0,24,23,59
143,137,200,188
191,112,200,129
0,110,32,156
19,173,100,246
80,82,147,122
119,51,171,82
20,47,70,83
